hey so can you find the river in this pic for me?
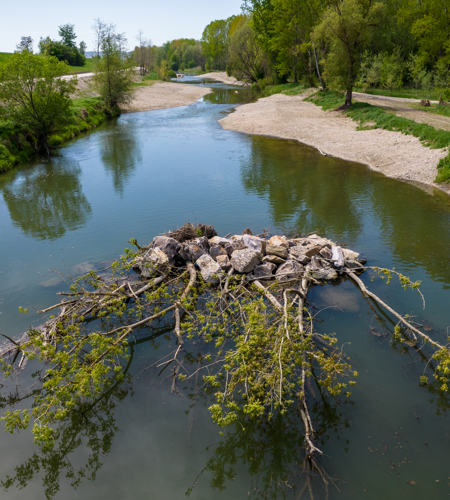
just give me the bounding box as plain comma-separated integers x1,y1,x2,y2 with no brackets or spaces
0,77,449,499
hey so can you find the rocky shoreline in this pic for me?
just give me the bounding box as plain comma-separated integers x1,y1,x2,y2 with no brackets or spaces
134,226,365,285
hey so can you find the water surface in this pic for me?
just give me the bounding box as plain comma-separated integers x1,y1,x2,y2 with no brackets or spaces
0,77,450,499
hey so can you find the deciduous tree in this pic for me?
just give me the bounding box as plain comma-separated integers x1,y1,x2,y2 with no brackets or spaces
0,52,76,155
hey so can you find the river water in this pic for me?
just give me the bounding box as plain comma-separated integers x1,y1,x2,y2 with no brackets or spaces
0,78,450,499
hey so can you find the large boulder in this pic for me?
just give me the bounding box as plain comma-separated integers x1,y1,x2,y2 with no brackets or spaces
254,262,276,279
276,260,304,280
224,239,247,258
179,237,210,262
230,249,262,273
342,248,360,260
331,246,345,267
266,244,288,259
217,254,232,271
289,246,311,264
303,245,321,258
153,236,180,260
306,263,338,281
243,234,266,254
210,245,228,261
269,235,289,248
209,236,231,247
135,248,170,277
196,254,222,284
263,254,286,265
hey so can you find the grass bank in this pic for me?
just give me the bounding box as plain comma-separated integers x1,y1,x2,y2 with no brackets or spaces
307,91,450,183
353,87,442,101
0,97,119,173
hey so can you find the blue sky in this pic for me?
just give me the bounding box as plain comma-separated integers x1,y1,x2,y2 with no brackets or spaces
1,0,243,53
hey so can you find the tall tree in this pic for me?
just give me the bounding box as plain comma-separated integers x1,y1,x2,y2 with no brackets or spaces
92,18,106,58
58,24,77,48
93,26,135,108
0,52,76,154
201,19,230,69
16,36,33,53
313,0,386,107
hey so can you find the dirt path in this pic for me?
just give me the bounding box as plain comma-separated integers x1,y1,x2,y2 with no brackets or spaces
353,92,450,131
219,92,450,195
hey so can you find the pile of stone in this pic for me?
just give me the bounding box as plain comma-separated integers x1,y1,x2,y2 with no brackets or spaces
134,230,366,285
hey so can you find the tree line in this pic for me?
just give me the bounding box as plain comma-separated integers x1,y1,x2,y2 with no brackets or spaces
198,0,450,106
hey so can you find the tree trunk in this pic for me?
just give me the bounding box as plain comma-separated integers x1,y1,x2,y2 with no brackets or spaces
313,45,324,88
344,87,352,108
293,56,298,83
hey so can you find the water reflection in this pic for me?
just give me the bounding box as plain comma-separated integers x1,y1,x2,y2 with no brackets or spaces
1,372,131,500
240,136,363,237
0,159,91,241
100,123,142,196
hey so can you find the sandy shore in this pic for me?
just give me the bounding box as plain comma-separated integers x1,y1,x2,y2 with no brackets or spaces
196,72,248,87
121,82,212,113
220,93,450,195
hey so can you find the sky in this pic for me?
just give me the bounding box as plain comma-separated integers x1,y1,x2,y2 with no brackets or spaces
1,0,244,53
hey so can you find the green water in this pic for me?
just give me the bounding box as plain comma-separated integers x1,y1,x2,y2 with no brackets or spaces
0,78,450,499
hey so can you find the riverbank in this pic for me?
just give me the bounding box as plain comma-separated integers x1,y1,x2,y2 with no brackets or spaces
220,92,450,195
121,81,211,113
0,80,211,173
196,72,248,87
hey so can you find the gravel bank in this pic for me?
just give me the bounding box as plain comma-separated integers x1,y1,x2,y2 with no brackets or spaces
220,92,450,195
121,82,212,113
196,72,248,86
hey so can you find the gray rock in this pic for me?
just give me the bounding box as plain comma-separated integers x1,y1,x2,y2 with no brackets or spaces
303,245,321,258
179,236,210,262
275,260,304,281
210,246,228,261
243,234,266,254
289,246,311,264
320,247,333,259
209,236,231,247
345,259,364,270
196,254,222,284
153,236,180,260
254,262,276,278
266,244,288,259
230,249,263,273
342,248,360,260
224,239,247,258
306,264,338,281
331,246,345,267
136,248,170,277
216,254,231,271
310,255,332,270
263,254,286,265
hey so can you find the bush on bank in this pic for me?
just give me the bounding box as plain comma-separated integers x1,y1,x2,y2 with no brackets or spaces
0,97,119,173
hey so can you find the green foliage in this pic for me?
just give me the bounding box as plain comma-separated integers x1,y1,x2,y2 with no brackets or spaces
261,82,306,96
58,24,77,48
0,96,118,172
201,19,231,70
0,52,77,155
313,0,386,99
93,33,135,108
226,18,266,83
39,36,85,67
